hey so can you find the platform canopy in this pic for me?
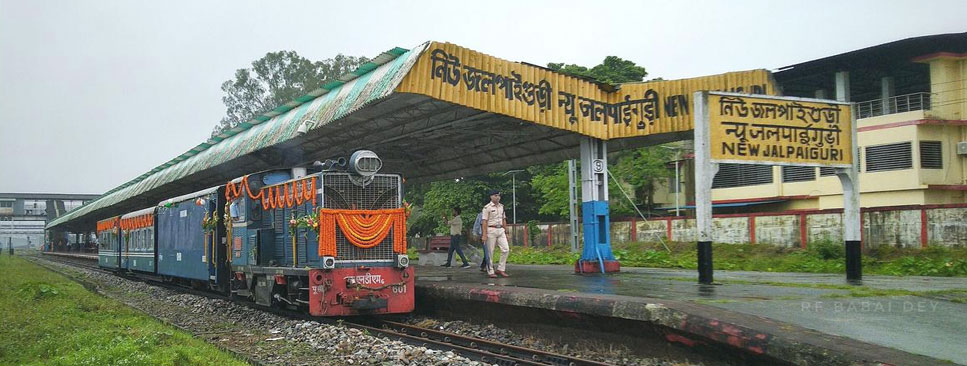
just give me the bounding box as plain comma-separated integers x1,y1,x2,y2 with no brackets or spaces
48,41,778,231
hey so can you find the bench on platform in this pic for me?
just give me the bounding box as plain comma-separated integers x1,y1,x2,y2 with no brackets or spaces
418,236,451,266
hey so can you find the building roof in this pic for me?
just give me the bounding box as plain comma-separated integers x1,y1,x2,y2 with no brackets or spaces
773,32,967,101
47,45,422,230
774,32,967,81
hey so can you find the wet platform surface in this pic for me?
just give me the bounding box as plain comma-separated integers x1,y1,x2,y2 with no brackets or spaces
416,264,967,365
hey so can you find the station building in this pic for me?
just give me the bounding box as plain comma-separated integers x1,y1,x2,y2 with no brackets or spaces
652,32,967,214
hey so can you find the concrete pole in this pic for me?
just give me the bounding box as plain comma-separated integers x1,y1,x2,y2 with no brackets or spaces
881,76,895,114
693,91,718,284
835,71,851,103
512,174,517,233
674,157,681,217
568,159,580,253
837,106,862,282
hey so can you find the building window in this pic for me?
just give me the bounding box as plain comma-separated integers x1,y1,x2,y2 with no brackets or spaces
0,201,12,208
920,141,943,169
782,166,816,182
712,164,773,188
866,142,913,172
819,167,836,176
668,177,680,193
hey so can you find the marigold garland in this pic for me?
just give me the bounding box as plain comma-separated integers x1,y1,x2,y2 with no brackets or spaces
120,214,154,231
260,177,316,210
317,208,407,257
226,175,317,212
224,175,262,202
97,217,119,232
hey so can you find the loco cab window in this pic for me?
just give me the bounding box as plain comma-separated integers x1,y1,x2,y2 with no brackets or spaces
230,200,245,223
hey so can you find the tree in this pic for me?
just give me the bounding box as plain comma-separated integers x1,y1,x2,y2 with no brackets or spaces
547,56,647,85
610,147,676,213
213,51,369,136
528,162,571,218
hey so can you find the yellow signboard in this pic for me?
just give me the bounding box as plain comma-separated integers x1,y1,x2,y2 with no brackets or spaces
708,93,853,166
395,42,778,140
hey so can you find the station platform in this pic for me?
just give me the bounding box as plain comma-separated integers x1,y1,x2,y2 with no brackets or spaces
414,264,967,366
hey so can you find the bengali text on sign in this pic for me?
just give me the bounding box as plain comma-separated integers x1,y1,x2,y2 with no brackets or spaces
708,94,852,166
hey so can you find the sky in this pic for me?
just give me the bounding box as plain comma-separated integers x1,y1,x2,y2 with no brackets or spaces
1,0,965,194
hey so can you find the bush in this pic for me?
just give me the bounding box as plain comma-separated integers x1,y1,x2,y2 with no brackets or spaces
808,239,844,260
526,220,542,245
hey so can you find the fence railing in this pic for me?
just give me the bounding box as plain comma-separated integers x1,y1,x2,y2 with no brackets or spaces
855,92,932,119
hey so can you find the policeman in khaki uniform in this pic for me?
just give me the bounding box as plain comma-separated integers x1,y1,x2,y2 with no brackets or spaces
481,190,510,278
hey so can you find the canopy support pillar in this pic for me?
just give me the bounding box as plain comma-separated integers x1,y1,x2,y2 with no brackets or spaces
575,137,619,274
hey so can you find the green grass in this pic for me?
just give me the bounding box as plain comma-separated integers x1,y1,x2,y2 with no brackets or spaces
498,240,967,277
0,256,249,366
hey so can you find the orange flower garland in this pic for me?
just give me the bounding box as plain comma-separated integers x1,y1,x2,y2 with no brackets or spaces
226,175,317,211
97,217,119,232
317,208,407,257
224,175,262,202
119,214,154,231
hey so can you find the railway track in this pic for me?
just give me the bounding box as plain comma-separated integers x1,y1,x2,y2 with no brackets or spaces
35,253,616,366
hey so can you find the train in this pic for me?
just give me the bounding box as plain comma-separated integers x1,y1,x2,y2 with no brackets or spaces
94,150,413,316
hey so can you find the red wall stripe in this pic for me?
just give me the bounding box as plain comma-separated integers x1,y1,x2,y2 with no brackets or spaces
749,216,756,245
799,213,808,249
921,209,928,248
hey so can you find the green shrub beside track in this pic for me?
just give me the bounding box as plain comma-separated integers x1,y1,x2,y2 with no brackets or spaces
0,256,248,366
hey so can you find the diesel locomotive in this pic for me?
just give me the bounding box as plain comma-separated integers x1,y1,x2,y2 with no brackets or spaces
95,150,414,316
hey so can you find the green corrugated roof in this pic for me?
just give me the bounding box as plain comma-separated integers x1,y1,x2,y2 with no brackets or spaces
48,43,429,229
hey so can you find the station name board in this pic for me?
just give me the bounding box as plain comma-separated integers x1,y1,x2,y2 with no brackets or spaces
708,93,852,166
396,42,778,140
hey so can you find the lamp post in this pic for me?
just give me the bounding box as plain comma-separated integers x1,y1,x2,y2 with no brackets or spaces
674,155,681,216
503,169,524,244
662,146,684,217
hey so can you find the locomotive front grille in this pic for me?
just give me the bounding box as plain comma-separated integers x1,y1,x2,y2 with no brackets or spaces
322,173,401,261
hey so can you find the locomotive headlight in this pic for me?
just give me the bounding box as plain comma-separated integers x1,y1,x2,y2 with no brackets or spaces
321,256,336,269
396,254,409,268
348,150,381,177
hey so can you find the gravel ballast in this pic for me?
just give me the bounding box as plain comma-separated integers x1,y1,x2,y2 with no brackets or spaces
34,257,707,366
33,258,484,366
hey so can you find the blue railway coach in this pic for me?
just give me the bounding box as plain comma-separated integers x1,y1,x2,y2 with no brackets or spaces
96,216,120,269
156,187,228,290
119,207,156,273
